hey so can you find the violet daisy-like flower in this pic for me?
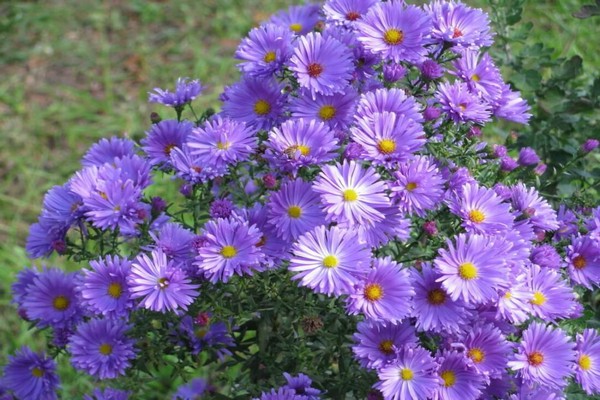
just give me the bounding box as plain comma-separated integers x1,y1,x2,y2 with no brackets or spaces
255,388,301,400
436,81,492,124
172,378,210,400
11,267,38,308
21,267,81,328
530,244,561,269
148,77,203,107
267,178,325,241
356,1,431,63
346,257,414,323
340,205,412,248
555,204,578,241
79,255,133,318
290,88,358,131
496,273,532,325
575,328,600,395
566,234,600,288
461,323,511,378
352,320,418,370
81,137,136,167
526,263,577,322
178,313,234,359
170,145,214,183
265,118,339,174
511,183,559,232
83,387,129,400
448,182,513,234
375,345,438,400
508,322,575,389
410,264,472,334
141,119,193,166
453,49,503,102
129,249,199,312
69,318,136,379
492,83,532,124
221,77,287,132
187,115,256,173
269,4,321,35
323,0,378,25
25,221,68,258
195,217,265,283
433,351,484,400
289,32,354,97
149,222,196,266
426,1,494,48
289,225,371,296
356,88,423,123
40,184,83,229
235,23,293,77
435,233,510,304
2,346,59,400
391,156,445,216
83,179,143,233
313,160,390,226
282,372,322,399
351,111,426,167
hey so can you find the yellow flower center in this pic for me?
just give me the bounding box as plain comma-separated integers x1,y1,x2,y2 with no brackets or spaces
377,139,396,154
503,291,512,300
31,367,44,378
528,351,544,366
254,99,271,116
216,141,231,150
53,295,69,311
322,255,339,268
288,205,302,219
530,291,547,306
573,255,587,270
318,105,336,121
107,282,123,299
99,343,113,356
289,23,303,33
221,245,237,259
383,28,404,45
468,348,485,363
471,74,480,82
579,354,592,371
441,370,456,387
343,189,358,202
400,368,414,381
458,262,478,280
285,144,311,157
427,289,446,305
468,209,486,223
364,283,384,302
378,339,394,355
406,182,418,192
263,51,276,63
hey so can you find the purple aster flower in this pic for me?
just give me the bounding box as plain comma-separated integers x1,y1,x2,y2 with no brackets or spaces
352,320,417,370
530,244,561,269
210,199,235,219
575,328,600,395
81,137,136,167
141,120,193,166
448,183,513,234
343,142,364,161
517,147,540,166
410,264,472,334
526,263,577,322
423,106,441,121
290,88,358,131
11,267,38,310
492,144,507,158
566,234,600,288
69,318,136,379
102,154,152,190
420,59,445,80
187,115,256,173
500,156,518,172
79,255,133,317
346,257,414,323
235,23,293,77
172,377,210,400
436,81,492,124
492,83,531,124
21,267,81,328
426,1,493,48
148,222,196,265
269,4,321,35
255,388,302,400
391,156,445,216
323,0,378,25
289,225,371,296
383,62,408,83
444,167,476,198
356,1,431,63
356,88,423,124
25,220,68,258
282,372,321,399
265,118,339,174
375,345,438,400
221,77,287,132
313,161,390,226
40,184,83,229
511,183,559,232
177,313,234,358
435,233,509,304
170,145,215,183
195,217,265,283
340,205,411,248
461,323,511,378
267,178,325,241
351,111,426,167
2,347,59,400
453,49,503,102
433,351,484,400
582,138,600,153
84,387,129,400
148,77,203,107
508,322,575,389
555,205,578,241
289,32,354,97
83,179,144,233
129,249,199,312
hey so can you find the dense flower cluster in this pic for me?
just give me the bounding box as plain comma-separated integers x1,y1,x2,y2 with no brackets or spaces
2,0,599,399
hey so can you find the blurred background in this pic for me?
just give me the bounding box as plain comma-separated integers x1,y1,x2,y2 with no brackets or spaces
0,0,598,396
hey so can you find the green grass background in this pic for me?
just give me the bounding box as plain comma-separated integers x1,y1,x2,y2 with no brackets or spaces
0,0,598,397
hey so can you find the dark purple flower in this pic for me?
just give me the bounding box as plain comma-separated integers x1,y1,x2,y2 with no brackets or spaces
81,137,136,167
423,106,441,121
352,320,417,370
517,147,541,166
357,88,423,124
141,120,193,166
25,221,68,259
2,347,59,400
423,221,438,236
172,377,210,400
210,199,235,219
391,156,445,217
511,183,559,232
582,138,600,153
177,314,234,358
420,59,444,80
148,77,203,107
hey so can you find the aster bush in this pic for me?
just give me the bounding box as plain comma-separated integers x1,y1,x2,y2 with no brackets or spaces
2,0,600,399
